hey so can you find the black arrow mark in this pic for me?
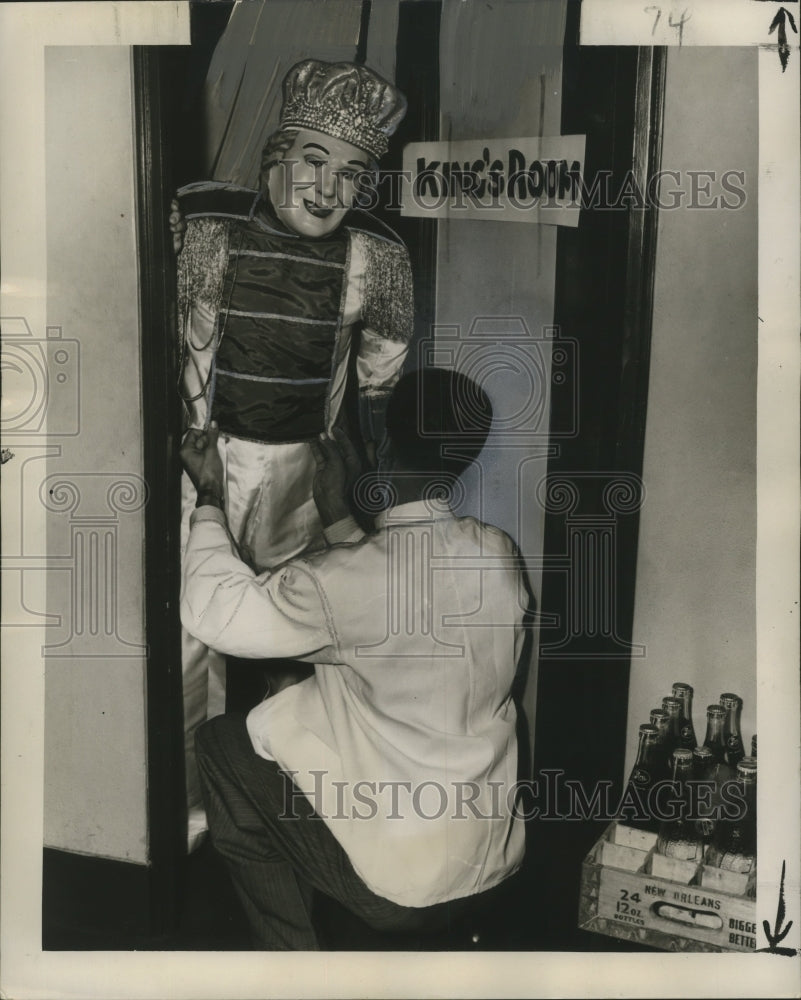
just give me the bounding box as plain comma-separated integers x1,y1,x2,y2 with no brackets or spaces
768,6,799,72
757,860,800,956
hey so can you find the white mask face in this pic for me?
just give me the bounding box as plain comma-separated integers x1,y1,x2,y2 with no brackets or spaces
267,128,371,238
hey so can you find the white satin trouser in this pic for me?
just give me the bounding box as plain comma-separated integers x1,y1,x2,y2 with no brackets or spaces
180,434,325,848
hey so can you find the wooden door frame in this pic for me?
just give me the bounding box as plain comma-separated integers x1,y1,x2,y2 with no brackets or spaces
132,44,187,939
529,0,667,947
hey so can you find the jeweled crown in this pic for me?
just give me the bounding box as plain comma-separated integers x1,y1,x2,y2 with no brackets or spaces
280,59,407,161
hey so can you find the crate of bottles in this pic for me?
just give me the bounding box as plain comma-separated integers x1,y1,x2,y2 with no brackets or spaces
578,684,757,952
578,821,757,952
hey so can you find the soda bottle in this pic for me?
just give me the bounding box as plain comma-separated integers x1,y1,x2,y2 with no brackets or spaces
672,682,697,750
691,745,719,841
649,708,671,780
692,744,715,777
661,696,683,760
720,692,746,768
656,748,704,861
703,704,729,765
751,733,757,758
620,724,662,830
706,757,757,874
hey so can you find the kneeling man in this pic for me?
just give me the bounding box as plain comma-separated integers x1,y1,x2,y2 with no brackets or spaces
180,367,527,949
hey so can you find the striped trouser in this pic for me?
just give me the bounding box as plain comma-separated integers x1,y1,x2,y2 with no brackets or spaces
195,713,472,950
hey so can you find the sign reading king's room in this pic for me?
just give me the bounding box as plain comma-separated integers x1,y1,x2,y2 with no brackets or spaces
400,135,586,227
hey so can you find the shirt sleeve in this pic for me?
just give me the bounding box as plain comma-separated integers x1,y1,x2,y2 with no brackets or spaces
181,506,338,662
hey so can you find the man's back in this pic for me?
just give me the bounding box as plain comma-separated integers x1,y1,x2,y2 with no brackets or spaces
246,500,527,907
181,364,527,944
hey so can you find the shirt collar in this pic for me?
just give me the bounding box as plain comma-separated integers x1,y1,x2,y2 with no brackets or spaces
374,500,455,529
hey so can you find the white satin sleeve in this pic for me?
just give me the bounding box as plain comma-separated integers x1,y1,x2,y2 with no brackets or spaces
355,329,409,396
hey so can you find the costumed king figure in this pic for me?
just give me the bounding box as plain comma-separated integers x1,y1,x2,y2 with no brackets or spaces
174,60,413,843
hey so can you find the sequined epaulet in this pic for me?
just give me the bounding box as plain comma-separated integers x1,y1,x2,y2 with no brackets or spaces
177,217,231,319
349,220,414,345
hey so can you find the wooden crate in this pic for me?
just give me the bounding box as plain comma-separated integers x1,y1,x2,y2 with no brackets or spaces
578,822,757,953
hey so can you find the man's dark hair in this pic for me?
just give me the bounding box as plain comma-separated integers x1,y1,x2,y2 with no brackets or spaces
385,367,493,478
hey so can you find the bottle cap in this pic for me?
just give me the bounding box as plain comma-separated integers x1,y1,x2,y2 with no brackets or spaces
720,692,743,709
693,745,714,758
662,697,682,712
706,704,726,718
737,757,757,775
672,748,693,761
672,682,693,696
650,708,668,721
638,724,659,736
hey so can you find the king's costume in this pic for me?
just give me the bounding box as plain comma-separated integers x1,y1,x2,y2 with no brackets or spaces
177,60,413,844
177,186,413,567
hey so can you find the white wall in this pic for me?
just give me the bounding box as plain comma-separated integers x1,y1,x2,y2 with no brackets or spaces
44,47,149,863
625,47,758,776
435,0,568,758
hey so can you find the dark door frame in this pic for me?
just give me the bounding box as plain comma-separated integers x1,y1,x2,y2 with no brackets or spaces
529,1,666,948
132,44,188,939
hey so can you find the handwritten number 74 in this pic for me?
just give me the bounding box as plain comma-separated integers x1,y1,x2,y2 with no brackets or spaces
645,6,692,45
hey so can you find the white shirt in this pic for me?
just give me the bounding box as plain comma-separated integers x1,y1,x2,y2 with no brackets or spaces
181,500,527,907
